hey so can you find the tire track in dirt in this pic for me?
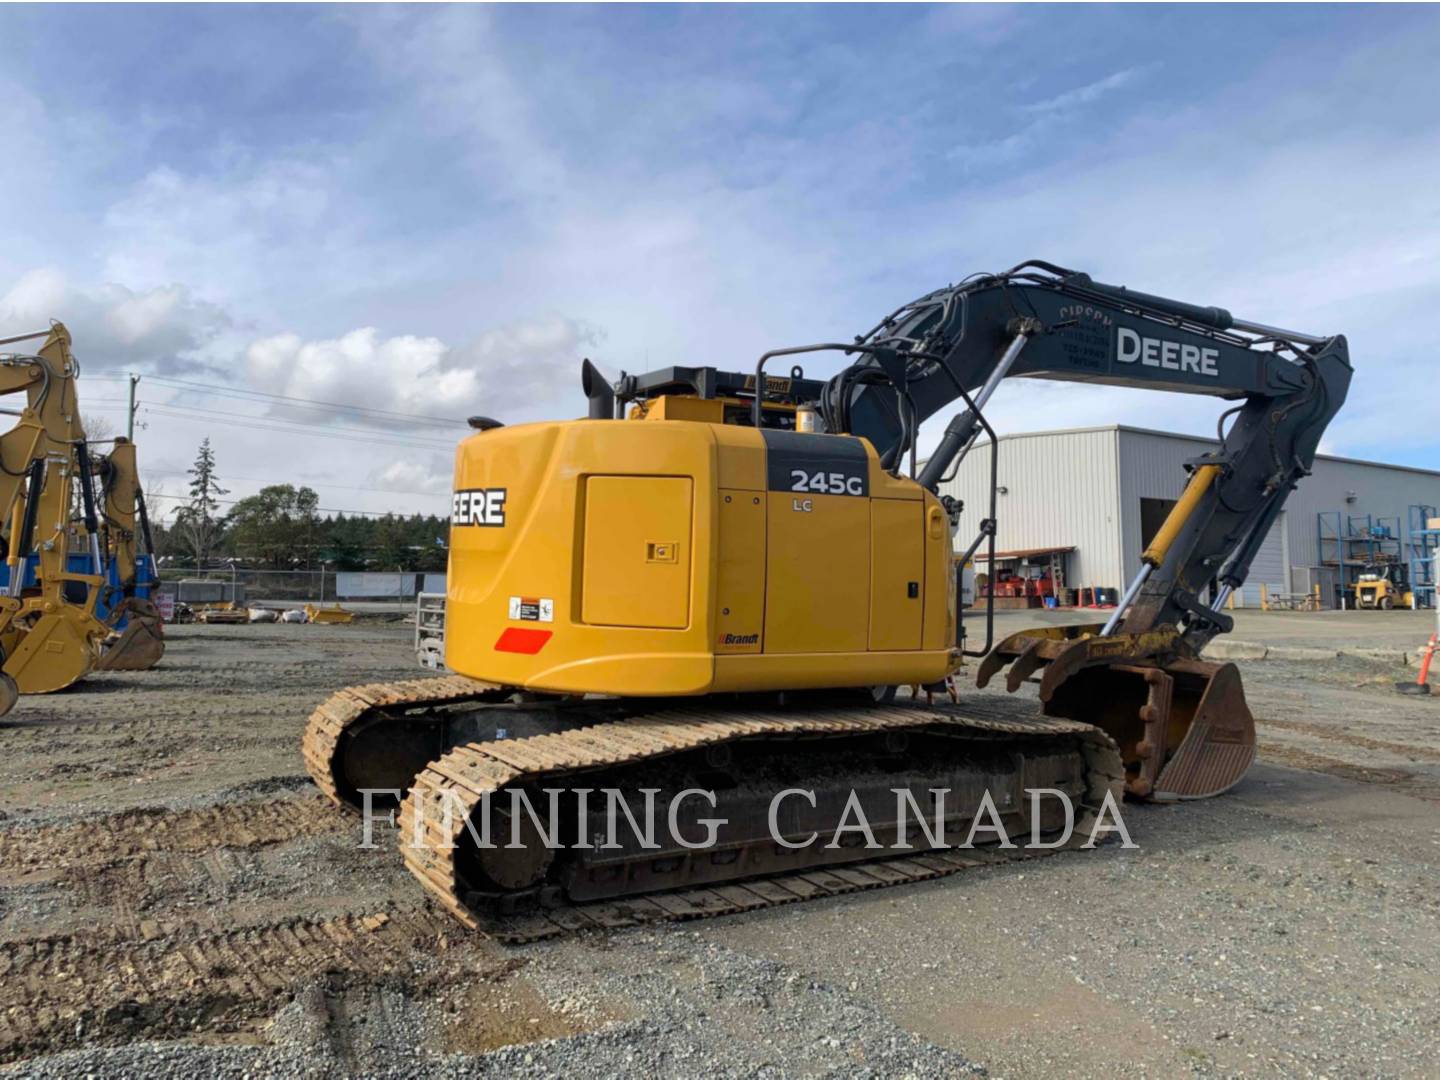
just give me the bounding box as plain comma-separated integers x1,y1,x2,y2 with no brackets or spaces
1256,716,1440,762
0,796,343,871
1258,742,1418,785
0,907,517,1065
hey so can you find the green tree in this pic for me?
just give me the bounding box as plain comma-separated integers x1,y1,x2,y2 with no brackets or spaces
370,514,412,571
225,484,320,568
316,512,369,571
408,514,448,571
173,438,228,567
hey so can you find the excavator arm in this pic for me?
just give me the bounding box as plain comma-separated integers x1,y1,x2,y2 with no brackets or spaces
0,324,112,711
814,261,1351,799
90,437,166,670
833,260,1350,651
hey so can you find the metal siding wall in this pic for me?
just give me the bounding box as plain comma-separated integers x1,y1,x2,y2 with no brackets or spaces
1239,513,1286,607
1117,429,1440,592
937,429,1124,590
941,426,1440,604
1279,460,1440,569
1116,430,1210,574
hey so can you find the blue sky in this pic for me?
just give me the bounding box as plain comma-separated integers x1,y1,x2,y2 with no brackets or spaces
1,4,1437,516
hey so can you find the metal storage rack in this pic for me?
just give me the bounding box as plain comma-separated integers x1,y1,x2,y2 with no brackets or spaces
1406,504,1439,609
1317,511,1404,603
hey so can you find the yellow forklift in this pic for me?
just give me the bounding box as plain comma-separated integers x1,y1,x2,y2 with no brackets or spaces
1356,562,1413,609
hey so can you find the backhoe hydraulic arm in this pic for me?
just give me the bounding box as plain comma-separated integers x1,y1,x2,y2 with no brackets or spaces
833,260,1351,652
824,261,1350,800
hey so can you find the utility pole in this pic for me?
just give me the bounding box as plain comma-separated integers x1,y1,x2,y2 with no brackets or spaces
127,374,141,439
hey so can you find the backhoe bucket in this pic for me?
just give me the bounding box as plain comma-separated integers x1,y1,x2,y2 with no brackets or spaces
304,603,354,625
3,611,104,695
94,598,166,671
977,624,1256,800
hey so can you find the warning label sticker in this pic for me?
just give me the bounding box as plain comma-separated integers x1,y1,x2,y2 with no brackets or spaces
508,596,554,623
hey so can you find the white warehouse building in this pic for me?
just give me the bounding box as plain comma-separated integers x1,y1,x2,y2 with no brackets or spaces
938,425,1440,608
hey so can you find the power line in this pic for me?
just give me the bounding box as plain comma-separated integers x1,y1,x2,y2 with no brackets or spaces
89,371,469,428
144,491,446,519
89,402,457,453
143,467,447,498
141,402,457,450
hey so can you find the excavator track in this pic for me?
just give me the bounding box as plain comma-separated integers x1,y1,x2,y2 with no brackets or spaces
303,681,1125,942
302,675,507,806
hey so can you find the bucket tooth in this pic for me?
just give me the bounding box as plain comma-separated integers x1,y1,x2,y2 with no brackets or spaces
976,623,1103,689
1003,637,1047,692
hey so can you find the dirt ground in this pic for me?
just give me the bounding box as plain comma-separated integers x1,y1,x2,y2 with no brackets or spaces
3,612,1440,1076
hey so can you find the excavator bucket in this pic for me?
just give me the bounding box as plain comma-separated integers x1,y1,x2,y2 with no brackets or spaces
977,624,1256,800
305,603,355,625
93,598,166,671
3,611,104,695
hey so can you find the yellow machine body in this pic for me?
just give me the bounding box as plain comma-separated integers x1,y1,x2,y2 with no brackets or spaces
444,401,956,696
1356,578,1412,610
306,603,355,625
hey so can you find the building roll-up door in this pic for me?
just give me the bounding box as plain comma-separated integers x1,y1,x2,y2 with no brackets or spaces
1238,511,1287,608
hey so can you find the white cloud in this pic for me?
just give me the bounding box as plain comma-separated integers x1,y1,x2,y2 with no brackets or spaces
242,315,599,430
100,160,343,307
347,6,566,205
923,5,1028,46
0,268,230,372
948,66,1153,173
1021,67,1146,115
373,460,452,495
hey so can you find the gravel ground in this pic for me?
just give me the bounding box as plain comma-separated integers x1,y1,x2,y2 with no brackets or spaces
3,615,1440,1077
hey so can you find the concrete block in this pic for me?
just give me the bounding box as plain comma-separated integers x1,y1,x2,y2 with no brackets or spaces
1341,647,1408,666
1266,645,1340,662
1201,639,1269,661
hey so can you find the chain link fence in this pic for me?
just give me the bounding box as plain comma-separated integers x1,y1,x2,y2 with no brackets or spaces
156,568,445,608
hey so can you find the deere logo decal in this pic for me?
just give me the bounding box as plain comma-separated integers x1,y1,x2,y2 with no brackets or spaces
1115,327,1219,377
452,487,507,527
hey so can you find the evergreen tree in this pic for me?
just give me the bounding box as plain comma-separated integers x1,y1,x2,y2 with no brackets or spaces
371,514,411,571
173,438,228,567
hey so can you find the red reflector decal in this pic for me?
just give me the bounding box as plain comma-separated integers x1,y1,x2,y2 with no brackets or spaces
495,627,552,654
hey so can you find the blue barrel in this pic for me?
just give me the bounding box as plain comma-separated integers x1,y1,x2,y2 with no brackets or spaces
0,552,158,627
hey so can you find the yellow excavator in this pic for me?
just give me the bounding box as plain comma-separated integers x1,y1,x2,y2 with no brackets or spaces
89,437,166,669
0,323,113,714
3,435,166,673
304,261,1350,932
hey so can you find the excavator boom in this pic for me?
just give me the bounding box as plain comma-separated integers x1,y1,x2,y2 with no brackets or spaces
822,261,1348,797
90,438,165,670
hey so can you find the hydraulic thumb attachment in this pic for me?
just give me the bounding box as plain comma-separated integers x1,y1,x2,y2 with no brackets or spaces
977,623,1255,800
978,461,1260,801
